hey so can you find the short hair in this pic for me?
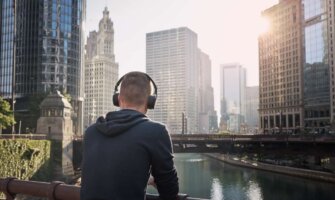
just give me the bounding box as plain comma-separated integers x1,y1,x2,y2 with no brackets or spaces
119,72,151,107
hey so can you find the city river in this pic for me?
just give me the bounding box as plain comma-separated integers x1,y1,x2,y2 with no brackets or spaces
147,153,334,200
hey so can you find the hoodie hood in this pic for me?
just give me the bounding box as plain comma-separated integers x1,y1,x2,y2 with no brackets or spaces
95,109,148,137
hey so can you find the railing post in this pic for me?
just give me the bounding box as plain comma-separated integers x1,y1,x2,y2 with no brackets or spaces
178,193,189,199
3,177,16,200
48,181,64,200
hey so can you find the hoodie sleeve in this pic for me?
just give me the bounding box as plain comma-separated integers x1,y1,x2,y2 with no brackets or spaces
150,126,179,200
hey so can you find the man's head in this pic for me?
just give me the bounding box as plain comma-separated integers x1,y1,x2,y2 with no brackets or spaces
118,72,151,113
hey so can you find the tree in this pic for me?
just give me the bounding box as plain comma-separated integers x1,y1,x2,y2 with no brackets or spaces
61,91,72,103
0,97,15,133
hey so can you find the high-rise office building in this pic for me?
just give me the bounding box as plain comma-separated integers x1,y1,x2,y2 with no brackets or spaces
0,0,86,134
245,86,259,131
303,0,334,132
327,0,335,128
198,50,217,133
259,0,303,134
0,0,14,99
220,63,246,133
146,27,199,134
84,7,118,128
260,0,335,134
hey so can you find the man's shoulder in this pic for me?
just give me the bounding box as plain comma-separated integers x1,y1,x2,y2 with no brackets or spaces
84,124,99,138
141,118,167,131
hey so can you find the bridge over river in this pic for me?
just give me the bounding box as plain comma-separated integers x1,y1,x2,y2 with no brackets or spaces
2,133,335,155
169,134,335,154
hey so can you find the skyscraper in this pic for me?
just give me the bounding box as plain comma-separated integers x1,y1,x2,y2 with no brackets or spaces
327,0,335,129
260,0,335,134
0,0,14,99
198,50,217,133
220,63,246,133
0,0,86,134
245,86,259,131
84,7,119,128
303,0,334,132
146,27,199,134
259,0,303,134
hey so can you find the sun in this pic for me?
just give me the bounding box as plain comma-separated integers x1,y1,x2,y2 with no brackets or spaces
257,17,270,35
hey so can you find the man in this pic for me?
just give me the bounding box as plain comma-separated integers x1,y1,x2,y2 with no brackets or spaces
81,71,179,200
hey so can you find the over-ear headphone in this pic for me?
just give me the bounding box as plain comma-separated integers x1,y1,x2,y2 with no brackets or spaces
113,72,158,109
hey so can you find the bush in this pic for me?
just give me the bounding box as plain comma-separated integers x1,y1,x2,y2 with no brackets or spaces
0,139,51,180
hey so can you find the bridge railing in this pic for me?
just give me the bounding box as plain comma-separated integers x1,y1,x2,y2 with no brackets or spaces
2,133,335,144
0,134,48,140
0,178,205,200
170,134,335,143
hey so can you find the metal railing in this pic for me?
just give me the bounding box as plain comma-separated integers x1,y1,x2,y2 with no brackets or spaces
0,178,206,200
2,134,335,144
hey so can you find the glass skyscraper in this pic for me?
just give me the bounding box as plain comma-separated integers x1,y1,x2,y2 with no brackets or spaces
303,0,331,131
0,0,86,134
0,0,14,99
220,63,246,133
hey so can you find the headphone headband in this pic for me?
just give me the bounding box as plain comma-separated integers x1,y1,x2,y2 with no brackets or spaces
114,73,157,96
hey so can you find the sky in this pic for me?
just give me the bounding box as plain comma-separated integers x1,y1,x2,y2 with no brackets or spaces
86,0,279,114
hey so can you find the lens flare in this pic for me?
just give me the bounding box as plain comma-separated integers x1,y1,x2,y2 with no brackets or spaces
258,17,270,35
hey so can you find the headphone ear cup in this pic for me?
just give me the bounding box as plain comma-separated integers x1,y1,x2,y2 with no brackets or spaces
113,93,120,107
147,95,156,109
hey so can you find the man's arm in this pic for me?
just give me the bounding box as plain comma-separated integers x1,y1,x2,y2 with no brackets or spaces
150,126,179,200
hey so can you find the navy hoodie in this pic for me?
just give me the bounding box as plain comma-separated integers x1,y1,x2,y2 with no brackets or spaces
80,109,179,200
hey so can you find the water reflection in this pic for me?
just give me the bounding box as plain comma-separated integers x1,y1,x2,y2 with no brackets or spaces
246,181,262,200
211,178,223,200
148,153,334,200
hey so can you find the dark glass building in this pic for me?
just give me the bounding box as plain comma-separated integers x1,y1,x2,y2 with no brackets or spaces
0,0,14,99
0,0,86,134
303,0,331,132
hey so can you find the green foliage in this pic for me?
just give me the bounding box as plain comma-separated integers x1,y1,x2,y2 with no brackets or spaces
0,97,15,129
219,131,231,135
61,91,72,103
0,139,51,180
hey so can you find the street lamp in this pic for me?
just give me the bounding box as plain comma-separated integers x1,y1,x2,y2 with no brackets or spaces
11,0,17,134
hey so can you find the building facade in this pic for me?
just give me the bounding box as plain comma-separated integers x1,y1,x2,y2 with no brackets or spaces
0,0,14,99
220,63,246,133
260,0,335,134
303,0,334,133
259,0,303,134
0,0,86,134
327,0,335,129
84,7,118,128
146,27,199,134
245,86,259,132
198,50,217,133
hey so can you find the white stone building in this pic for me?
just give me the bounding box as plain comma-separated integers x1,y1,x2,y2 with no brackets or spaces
84,7,118,128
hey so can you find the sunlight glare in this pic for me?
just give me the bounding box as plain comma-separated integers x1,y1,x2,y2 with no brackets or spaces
258,17,270,35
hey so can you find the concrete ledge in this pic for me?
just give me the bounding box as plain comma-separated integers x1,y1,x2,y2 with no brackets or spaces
205,153,335,183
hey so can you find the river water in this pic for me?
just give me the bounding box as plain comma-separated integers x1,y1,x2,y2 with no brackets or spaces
147,153,335,200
